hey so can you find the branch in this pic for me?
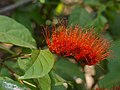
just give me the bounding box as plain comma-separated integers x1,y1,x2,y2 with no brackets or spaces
0,0,35,14
4,64,37,88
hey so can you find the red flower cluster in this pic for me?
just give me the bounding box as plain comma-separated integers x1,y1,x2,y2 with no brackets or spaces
45,25,110,65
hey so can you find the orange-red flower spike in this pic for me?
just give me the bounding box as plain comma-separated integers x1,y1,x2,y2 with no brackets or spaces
45,25,111,65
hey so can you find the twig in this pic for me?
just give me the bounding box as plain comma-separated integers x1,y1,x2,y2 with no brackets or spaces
0,52,31,72
4,63,36,88
2,52,22,62
3,63,19,78
0,0,35,14
2,52,32,62
23,80,36,88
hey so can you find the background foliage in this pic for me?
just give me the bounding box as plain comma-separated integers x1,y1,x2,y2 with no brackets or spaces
0,0,120,90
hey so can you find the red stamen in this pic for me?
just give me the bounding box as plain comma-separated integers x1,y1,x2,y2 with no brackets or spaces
45,25,111,65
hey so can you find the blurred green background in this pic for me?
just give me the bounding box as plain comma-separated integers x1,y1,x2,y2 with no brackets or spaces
0,0,120,90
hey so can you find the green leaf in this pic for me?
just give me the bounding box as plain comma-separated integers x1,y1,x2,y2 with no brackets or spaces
0,45,15,55
95,60,108,80
50,71,66,86
84,0,100,6
0,77,30,90
0,15,36,49
12,10,32,31
39,0,45,4
88,15,107,33
98,40,120,88
37,74,51,90
54,58,84,80
18,58,31,71
68,6,93,27
19,49,54,79
68,6,107,33
52,85,66,90
30,8,45,24
108,11,120,39
1,61,22,77
55,3,64,15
